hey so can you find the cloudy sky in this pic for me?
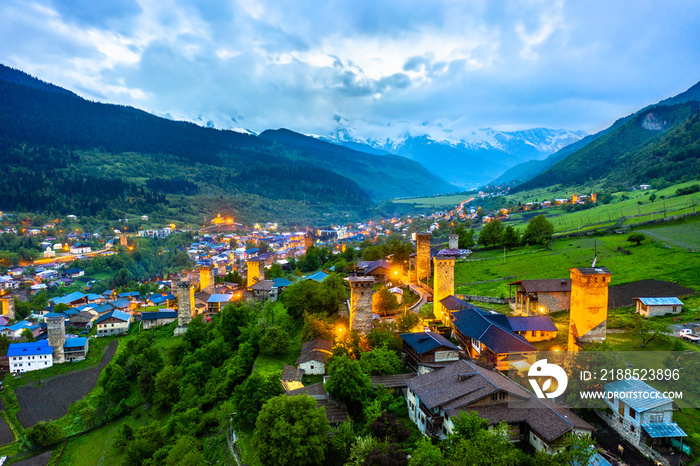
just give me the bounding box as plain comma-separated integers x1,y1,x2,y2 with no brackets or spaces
2,0,700,140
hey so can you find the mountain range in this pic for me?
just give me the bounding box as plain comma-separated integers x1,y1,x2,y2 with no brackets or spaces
0,64,455,224
512,81,700,192
316,127,586,188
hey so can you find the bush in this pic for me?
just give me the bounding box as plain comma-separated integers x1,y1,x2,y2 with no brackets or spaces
27,421,61,447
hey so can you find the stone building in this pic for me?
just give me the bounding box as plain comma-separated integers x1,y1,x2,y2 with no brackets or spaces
246,258,264,289
448,234,459,250
349,276,374,334
568,267,611,351
45,312,66,364
0,296,15,320
432,256,455,323
415,233,432,283
198,265,214,294
175,281,195,335
508,279,571,315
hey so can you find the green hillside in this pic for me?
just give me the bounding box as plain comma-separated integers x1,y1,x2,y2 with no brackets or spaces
516,101,700,191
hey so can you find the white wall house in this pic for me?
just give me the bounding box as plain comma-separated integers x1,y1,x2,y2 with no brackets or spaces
69,243,92,254
634,297,683,317
95,310,131,336
8,340,54,373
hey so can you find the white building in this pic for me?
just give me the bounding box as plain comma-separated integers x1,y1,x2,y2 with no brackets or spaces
295,337,333,375
634,297,683,317
8,340,54,373
95,310,131,337
69,243,92,254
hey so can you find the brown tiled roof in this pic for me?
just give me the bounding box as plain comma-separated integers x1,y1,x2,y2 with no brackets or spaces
295,338,333,365
281,365,304,382
406,360,530,411
287,382,327,397
508,279,571,293
370,373,417,389
316,396,349,424
249,280,274,291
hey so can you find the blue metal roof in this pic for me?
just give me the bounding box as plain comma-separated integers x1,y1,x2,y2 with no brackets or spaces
86,294,102,301
208,294,233,303
149,294,175,304
452,308,536,354
603,378,673,412
141,310,178,321
642,422,687,438
5,321,33,332
110,298,131,309
96,310,131,324
507,316,558,332
64,337,87,348
118,291,140,298
8,340,53,357
305,271,328,282
400,332,459,354
51,291,87,305
636,297,683,306
273,278,292,287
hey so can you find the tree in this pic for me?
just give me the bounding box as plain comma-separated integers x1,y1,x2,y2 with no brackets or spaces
153,365,182,410
325,354,373,414
522,215,554,246
101,364,130,403
232,372,284,427
409,437,445,465
165,436,206,466
360,345,403,375
21,328,36,342
631,314,670,348
253,395,330,466
627,233,646,246
454,224,475,249
395,312,419,334
501,225,520,250
374,287,400,316
649,193,657,202
27,421,61,447
259,326,290,356
301,312,335,342
477,219,504,247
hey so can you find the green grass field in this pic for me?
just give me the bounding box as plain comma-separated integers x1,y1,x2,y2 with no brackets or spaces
454,233,700,298
638,221,700,249
391,193,475,208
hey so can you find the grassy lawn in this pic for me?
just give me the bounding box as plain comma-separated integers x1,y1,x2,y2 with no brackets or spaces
638,218,700,248
454,233,700,298
57,408,150,466
391,193,474,208
252,330,303,378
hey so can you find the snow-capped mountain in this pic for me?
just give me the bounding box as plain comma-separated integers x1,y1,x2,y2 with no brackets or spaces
158,110,258,135
317,128,586,188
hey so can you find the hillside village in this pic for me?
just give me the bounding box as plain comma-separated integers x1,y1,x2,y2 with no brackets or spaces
0,187,697,466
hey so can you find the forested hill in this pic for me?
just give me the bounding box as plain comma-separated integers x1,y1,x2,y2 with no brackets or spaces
259,129,456,199
0,64,454,222
499,79,700,186
513,99,700,191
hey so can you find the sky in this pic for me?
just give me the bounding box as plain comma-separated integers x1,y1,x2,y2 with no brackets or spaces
2,0,700,141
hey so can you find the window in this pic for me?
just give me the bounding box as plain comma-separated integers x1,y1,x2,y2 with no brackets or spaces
629,408,636,419
649,413,663,423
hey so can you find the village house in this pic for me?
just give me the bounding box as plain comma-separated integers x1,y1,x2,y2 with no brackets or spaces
95,310,131,337
355,259,393,282
64,268,84,278
634,297,683,317
508,279,571,315
449,302,537,370
280,365,305,391
506,316,559,342
146,293,176,307
140,310,178,329
400,332,462,374
207,294,234,313
405,359,593,452
8,340,54,373
69,311,96,329
599,378,686,462
295,337,333,375
63,337,89,362
69,242,91,254
248,280,275,302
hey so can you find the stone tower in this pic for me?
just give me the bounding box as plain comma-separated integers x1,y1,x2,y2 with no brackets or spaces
198,265,214,294
247,259,264,288
572,193,578,204
433,256,455,323
416,233,432,283
0,296,15,320
568,267,612,351
349,277,374,334
175,281,195,335
46,313,66,364
305,235,314,251
217,262,227,277
120,235,128,247
448,234,459,250
591,193,597,203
